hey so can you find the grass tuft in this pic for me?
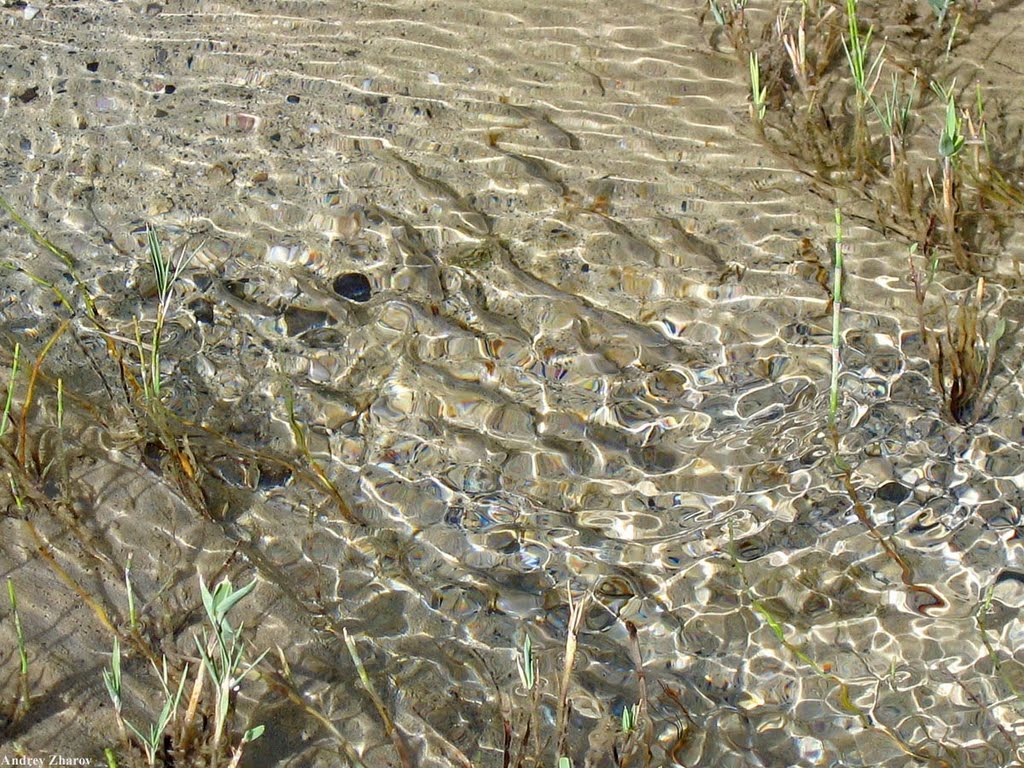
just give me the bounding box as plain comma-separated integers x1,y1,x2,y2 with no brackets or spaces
101,572,268,766
842,0,884,110
142,225,196,401
195,574,268,757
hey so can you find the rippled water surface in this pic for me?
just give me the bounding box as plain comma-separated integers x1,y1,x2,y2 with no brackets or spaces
2,1,1024,766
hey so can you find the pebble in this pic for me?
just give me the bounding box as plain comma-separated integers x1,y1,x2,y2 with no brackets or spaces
333,272,372,302
226,113,259,132
267,244,302,265
146,194,174,216
205,162,234,187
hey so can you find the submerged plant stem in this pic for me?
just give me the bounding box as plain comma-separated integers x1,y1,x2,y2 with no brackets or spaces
343,629,414,768
829,208,843,424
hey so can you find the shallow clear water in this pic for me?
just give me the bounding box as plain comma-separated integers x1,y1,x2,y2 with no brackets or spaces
2,1,1024,766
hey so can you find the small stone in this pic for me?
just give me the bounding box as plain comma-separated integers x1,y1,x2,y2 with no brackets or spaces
267,244,302,265
189,299,214,324
284,306,330,336
24,4,39,20
256,463,292,490
146,194,174,215
876,481,911,504
308,358,331,383
333,272,372,302
205,162,234,187
332,209,363,240
226,113,259,132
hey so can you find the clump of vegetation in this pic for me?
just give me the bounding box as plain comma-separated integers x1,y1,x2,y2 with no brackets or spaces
102,574,267,767
0,2,1021,765
705,0,1019,424
937,278,1006,425
137,226,196,404
0,199,364,762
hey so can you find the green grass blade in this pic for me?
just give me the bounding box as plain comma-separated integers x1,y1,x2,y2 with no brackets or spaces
0,344,21,440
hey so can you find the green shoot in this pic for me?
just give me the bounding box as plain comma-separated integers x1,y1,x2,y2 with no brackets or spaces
932,80,968,268
941,110,965,160
558,759,572,768
727,523,840,686
1,344,20,440
143,226,196,400
978,584,1024,704
974,83,989,154
708,0,726,25
517,633,537,691
124,656,189,767
195,574,267,755
148,225,196,320
104,748,118,768
343,628,375,698
7,577,28,718
102,573,267,765
830,208,844,425
748,51,768,122
0,193,97,318
6,579,26,676
56,378,63,429
7,474,24,511
876,72,914,141
707,0,746,26
621,702,640,734
199,574,258,635
227,725,267,768
935,82,965,160
945,13,961,59
842,0,885,112
102,637,129,747
102,636,123,716
928,0,953,26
